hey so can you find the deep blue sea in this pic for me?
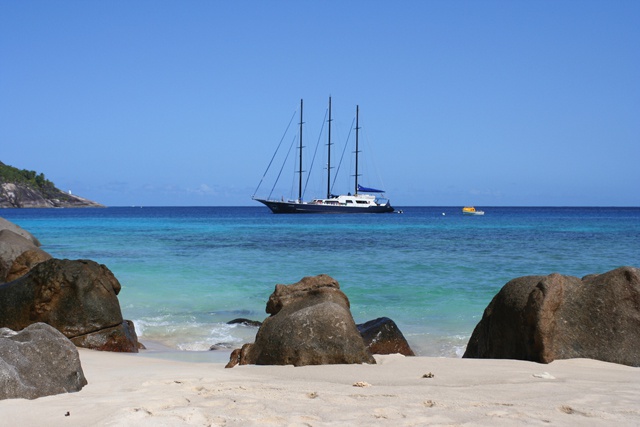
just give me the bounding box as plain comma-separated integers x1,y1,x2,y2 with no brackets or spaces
2,206,639,358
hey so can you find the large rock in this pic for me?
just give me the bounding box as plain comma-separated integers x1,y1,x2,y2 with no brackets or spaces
0,322,87,400
0,229,49,283
227,275,375,367
464,266,640,367
0,218,49,283
5,248,52,283
0,258,139,352
70,319,140,352
0,217,41,246
357,317,415,356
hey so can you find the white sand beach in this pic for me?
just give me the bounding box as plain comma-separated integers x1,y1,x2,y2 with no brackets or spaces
2,346,639,426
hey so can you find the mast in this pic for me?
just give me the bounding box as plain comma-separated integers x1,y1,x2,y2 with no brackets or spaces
354,105,360,195
327,96,333,199
298,99,303,201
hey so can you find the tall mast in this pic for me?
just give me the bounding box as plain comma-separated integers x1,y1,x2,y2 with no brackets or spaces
298,99,303,201
327,96,333,199
354,105,360,195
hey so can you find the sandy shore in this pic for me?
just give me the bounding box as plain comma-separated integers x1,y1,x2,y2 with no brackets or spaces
2,347,639,426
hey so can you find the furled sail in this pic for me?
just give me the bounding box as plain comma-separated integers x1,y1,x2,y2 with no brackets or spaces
357,184,385,193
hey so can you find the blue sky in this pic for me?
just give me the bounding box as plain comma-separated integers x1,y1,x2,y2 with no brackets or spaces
1,1,638,207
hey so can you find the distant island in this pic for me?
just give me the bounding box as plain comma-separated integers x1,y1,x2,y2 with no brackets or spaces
0,161,104,208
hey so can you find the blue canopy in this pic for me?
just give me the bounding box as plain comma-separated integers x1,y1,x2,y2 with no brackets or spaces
357,184,385,193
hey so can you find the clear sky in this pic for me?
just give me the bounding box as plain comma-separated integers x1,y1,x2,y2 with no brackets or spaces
1,1,638,207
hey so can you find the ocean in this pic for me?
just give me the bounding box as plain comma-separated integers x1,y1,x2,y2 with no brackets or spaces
2,206,639,360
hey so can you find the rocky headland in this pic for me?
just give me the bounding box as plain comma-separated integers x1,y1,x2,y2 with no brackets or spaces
0,161,103,208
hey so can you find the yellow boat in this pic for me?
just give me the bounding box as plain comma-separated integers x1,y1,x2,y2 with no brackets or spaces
462,206,485,216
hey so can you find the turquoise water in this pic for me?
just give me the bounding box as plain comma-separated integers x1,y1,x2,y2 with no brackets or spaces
3,206,639,357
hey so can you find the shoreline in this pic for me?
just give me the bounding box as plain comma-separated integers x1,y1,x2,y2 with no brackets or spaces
2,347,639,426
3,206,638,362
137,339,235,364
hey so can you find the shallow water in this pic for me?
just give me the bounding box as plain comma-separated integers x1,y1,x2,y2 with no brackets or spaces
3,206,639,357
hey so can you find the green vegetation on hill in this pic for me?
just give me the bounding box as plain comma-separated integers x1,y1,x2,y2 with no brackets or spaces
0,161,56,191
0,160,78,202
0,161,103,208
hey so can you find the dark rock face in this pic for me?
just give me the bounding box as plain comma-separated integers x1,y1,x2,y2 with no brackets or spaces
0,182,104,208
0,323,87,400
0,183,53,208
0,258,139,352
227,275,375,367
70,319,140,352
357,317,415,356
464,266,640,367
227,318,262,327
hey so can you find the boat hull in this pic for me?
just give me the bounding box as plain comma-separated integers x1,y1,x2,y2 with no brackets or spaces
255,199,394,214
462,206,484,216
